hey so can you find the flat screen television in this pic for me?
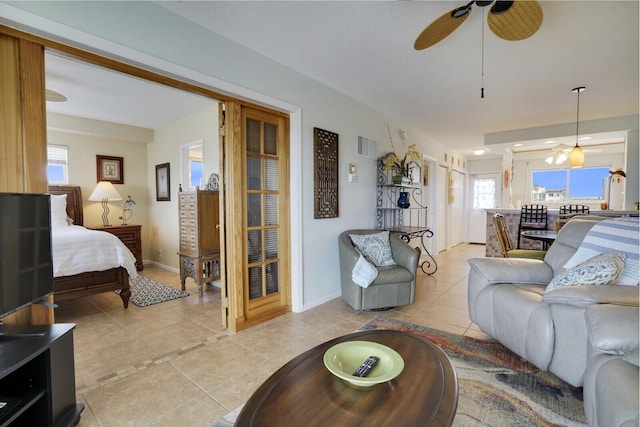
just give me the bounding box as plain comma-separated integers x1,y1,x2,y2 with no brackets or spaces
0,193,54,320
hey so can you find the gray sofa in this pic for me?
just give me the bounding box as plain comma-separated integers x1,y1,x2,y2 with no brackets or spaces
584,304,639,427
339,229,419,310
468,218,639,386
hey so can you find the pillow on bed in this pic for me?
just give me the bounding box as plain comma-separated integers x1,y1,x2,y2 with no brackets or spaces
50,194,69,228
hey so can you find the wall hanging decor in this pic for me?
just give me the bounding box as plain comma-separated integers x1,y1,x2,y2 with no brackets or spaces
313,127,339,219
155,163,171,201
96,155,124,184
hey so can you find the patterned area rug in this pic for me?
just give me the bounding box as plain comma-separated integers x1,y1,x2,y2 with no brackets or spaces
213,316,587,427
115,275,188,307
360,317,586,426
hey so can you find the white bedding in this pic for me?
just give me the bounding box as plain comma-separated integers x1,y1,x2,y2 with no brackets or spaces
52,225,138,279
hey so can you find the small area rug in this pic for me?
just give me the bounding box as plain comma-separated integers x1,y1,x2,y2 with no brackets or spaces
213,316,586,427
115,275,189,307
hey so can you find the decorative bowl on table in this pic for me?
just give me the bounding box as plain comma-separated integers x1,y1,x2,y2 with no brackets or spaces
323,341,404,388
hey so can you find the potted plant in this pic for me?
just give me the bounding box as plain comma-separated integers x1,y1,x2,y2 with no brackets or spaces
382,144,420,185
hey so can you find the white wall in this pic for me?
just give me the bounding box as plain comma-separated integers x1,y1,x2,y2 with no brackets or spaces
3,2,467,312
148,104,218,269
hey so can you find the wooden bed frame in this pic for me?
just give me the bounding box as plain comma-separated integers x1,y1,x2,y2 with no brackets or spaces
48,186,131,308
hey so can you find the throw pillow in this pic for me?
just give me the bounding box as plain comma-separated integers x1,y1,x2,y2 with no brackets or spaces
349,231,396,267
547,252,626,292
50,194,69,228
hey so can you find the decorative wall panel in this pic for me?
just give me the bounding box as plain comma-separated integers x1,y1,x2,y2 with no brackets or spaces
313,127,339,219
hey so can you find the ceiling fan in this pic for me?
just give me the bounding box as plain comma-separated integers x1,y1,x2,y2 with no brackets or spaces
414,0,543,50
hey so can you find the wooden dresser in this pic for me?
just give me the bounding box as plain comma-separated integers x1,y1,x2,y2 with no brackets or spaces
91,224,143,271
178,189,220,294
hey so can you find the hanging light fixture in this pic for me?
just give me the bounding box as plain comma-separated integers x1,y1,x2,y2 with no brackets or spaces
569,86,586,167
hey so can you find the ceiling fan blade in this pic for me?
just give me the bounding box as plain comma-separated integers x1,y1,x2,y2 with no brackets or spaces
487,0,543,41
414,6,471,50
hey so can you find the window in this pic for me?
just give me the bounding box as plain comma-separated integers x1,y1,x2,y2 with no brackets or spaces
532,167,609,202
473,178,496,209
181,141,203,190
190,159,203,188
47,145,68,185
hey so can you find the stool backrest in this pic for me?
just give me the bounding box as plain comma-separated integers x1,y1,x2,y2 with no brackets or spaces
493,213,514,257
557,205,590,231
520,205,548,226
559,205,590,214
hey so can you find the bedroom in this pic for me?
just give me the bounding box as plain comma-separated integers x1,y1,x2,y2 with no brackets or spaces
46,51,220,267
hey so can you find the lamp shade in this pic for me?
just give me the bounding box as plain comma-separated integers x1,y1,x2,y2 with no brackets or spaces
569,145,584,168
89,181,122,201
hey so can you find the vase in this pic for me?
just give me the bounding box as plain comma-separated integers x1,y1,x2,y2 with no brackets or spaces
392,175,403,185
397,191,410,209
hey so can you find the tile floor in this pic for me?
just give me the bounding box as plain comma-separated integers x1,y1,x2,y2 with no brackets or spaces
55,243,489,426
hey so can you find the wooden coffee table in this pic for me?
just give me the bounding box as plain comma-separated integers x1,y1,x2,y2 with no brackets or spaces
235,329,458,426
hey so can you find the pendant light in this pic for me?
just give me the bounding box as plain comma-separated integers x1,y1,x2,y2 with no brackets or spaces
569,86,586,168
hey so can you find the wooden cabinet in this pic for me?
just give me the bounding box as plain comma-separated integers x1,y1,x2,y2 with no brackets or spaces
178,190,220,295
0,323,83,426
178,190,220,256
91,224,143,271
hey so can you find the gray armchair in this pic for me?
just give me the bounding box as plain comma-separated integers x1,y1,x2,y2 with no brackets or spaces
338,229,420,311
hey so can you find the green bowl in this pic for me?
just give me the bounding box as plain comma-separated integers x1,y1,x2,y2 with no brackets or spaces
323,341,404,388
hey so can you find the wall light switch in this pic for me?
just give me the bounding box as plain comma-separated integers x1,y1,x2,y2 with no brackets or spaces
348,163,357,182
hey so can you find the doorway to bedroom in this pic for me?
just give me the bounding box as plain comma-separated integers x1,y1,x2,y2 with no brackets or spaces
37,38,292,331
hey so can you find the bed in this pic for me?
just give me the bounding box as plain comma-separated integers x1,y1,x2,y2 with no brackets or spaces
48,186,137,308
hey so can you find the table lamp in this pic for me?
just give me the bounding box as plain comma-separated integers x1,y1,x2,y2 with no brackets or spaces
89,181,122,226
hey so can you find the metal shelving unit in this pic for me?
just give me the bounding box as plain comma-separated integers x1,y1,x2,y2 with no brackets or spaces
376,160,437,275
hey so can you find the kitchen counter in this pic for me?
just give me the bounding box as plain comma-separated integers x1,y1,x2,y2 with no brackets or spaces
484,209,638,257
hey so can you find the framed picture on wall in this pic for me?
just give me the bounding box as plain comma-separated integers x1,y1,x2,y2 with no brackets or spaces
96,155,124,184
156,163,171,201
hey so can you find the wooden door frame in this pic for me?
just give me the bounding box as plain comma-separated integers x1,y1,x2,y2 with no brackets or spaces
1,22,303,328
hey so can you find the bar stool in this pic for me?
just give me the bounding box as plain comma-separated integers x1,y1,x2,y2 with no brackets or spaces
517,205,548,249
557,205,590,231
494,214,546,260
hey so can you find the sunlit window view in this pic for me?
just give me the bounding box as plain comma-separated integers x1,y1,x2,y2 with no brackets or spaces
47,144,68,185
532,167,610,201
473,178,496,209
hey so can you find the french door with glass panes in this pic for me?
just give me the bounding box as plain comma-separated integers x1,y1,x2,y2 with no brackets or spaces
237,106,290,328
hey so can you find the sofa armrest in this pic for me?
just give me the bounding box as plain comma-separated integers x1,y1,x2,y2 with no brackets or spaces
585,305,639,354
467,258,553,285
543,285,640,309
389,233,419,273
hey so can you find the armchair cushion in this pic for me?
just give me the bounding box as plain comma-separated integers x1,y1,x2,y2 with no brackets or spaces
623,350,639,366
349,230,396,267
546,252,626,292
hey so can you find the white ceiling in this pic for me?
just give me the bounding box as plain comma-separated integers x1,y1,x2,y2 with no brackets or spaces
45,1,639,157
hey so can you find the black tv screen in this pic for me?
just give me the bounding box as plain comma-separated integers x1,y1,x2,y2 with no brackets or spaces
0,193,54,320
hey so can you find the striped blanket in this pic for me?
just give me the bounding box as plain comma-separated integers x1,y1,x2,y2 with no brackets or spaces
564,216,639,286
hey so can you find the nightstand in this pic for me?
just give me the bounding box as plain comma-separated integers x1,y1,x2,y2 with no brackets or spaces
91,224,143,271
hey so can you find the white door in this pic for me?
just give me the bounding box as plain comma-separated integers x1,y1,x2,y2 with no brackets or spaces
468,173,500,244
449,170,465,246
436,165,448,252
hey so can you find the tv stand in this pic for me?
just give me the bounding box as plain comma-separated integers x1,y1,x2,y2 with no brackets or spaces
0,332,47,339
0,324,83,426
